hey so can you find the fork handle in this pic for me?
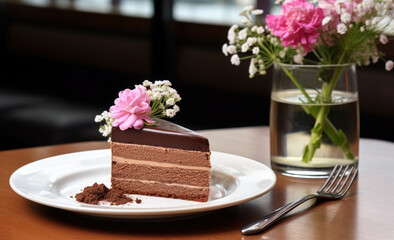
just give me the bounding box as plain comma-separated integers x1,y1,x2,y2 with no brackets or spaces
241,194,317,235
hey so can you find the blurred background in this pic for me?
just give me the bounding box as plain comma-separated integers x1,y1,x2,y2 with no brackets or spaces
0,0,393,150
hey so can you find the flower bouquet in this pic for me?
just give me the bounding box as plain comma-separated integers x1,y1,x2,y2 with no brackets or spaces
95,80,181,141
223,0,393,175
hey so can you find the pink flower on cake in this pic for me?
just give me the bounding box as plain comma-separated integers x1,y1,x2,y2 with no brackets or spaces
110,86,154,130
266,0,324,52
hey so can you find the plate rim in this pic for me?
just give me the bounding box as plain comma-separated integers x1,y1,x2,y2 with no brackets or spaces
9,149,276,217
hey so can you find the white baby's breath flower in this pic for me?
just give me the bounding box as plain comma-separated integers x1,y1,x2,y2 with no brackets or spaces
229,24,238,33
252,47,260,55
231,54,240,66
227,25,238,44
360,26,365,32
241,43,249,52
103,111,110,119
322,16,331,26
249,58,258,78
260,70,267,75
247,37,257,46
103,125,111,137
258,60,265,71
375,2,384,11
251,26,258,32
173,105,180,113
162,80,172,86
341,13,351,23
238,28,248,40
362,0,375,9
337,23,348,34
270,37,278,45
256,26,265,34
240,16,250,24
222,43,229,56
173,93,181,102
166,98,175,106
240,5,254,16
227,45,237,54
293,54,304,64
296,47,306,56
165,109,176,118
372,55,379,63
143,80,152,87
386,60,393,71
152,92,161,100
279,50,286,59
372,17,381,25
95,114,104,123
379,34,388,44
252,9,264,15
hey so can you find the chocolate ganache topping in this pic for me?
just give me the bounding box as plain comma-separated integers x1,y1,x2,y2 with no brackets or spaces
111,119,209,152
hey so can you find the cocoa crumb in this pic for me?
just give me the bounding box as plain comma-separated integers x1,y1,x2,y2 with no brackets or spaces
135,198,142,204
75,183,109,205
105,188,133,205
74,183,137,205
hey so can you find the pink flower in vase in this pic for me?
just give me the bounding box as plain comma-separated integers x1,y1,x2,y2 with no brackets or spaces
110,86,154,130
266,0,325,52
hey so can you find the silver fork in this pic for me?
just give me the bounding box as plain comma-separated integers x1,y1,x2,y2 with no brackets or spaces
241,165,358,235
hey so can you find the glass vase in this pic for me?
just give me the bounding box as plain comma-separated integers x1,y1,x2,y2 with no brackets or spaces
270,63,359,178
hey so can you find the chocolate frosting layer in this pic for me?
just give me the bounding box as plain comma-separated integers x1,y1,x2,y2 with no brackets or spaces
111,119,210,152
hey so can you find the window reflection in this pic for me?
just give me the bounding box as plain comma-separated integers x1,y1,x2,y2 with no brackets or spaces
19,0,153,17
72,0,113,13
119,0,153,17
174,0,257,25
21,0,50,7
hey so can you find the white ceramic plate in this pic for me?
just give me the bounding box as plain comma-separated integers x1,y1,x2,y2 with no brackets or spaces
10,150,276,220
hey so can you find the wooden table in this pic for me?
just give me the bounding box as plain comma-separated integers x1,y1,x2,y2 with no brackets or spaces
1,126,394,240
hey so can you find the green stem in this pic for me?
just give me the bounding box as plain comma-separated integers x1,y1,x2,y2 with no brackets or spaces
302,105,329,163
303,105,355,160
301,61,354,163
280,65,313,103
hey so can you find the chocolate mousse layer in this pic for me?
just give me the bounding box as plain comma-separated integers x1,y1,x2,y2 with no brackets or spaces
111,119,209,152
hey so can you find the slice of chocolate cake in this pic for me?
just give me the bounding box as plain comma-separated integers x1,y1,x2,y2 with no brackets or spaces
110,119,211,202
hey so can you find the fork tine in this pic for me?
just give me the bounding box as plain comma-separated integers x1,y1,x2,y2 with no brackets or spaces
336,166,354,193
325,165,344,192
330,165,350,193
318,165,339,192
338,167,358,197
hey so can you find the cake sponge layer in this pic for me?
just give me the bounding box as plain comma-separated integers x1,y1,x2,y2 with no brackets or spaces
112,159,210,187
112,178,210,202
